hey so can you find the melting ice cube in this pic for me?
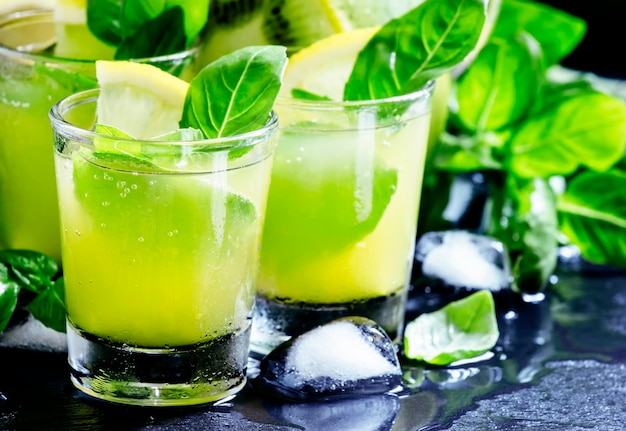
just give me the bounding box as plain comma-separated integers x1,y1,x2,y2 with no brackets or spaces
257,317,402,401
415,230,510,291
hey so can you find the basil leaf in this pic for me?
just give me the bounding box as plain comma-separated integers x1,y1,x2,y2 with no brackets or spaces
291,88,332,101
180,45,287,138
114,7,186,60
487,177,558,295
493,0,586,67
558,170,626,267
508,87,626,178
451,33,543,133
0,278,19,333
344,0,487,101
404,290,499,365
87,0,209,56
27,278,66,334
433,132,503,171
0,250,58,294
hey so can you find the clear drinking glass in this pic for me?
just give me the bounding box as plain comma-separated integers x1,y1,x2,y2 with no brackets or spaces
50,88,277,406
252,83,435,354
0,9,196,262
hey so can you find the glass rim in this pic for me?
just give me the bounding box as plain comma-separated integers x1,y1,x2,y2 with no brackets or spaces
274,79,436,111
0,8,199,66
49,88,280,148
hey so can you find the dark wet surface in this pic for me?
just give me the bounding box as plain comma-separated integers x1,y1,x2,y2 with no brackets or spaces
2,268,626,430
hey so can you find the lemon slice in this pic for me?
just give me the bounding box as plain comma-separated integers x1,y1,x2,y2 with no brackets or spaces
0,0,56,14
280,27,378,101
95,60,189,139
53,0,115,59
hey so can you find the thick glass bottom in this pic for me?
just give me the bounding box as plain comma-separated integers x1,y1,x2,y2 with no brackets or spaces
250,290,407,356
67,321,250,406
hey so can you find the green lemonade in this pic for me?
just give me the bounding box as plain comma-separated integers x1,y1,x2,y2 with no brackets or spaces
254,92,432,350
55,145,273,348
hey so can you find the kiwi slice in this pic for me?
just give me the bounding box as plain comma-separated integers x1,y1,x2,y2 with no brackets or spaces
210,0,265,27
262,0,335,49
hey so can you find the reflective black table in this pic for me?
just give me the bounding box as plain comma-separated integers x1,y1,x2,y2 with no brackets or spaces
2,267,626,431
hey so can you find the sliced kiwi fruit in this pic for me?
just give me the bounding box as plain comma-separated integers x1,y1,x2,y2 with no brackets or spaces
209,0,265,27
262,0,335,49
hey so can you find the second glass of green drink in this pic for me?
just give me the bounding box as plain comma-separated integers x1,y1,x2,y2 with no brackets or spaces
51,88,277,406
0,8,197,262
252,83,435,354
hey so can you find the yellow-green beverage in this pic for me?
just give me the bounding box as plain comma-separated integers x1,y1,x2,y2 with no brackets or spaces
252,84,434,353
51,89,277,406
0,9,196,261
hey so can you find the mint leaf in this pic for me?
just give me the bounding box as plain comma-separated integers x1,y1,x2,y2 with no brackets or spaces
180,45,287,138
344,0,487,101
404,290,499,365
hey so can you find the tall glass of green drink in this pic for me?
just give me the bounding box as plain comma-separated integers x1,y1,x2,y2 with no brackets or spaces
0,8,198,262
51,86,277,406
252,82,434,354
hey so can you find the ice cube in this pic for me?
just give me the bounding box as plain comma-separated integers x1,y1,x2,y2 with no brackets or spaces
264,394,399,431
257,317,402,401
0,312,67,353
416,230,510,290
408,230,512,317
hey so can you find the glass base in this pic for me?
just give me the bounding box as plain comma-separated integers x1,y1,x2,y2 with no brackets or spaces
67,322,250,406
250,291,407,356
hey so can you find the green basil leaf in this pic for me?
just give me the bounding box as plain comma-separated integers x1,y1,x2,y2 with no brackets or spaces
0,250,58,294
0,278,19,333
404,290,499,365
291,88,332,101
493,0,586,67
508,87,626,178
180,45,287,138
433,132,503,172
114,7,186,60
87,0,209,53
27,278,66,333
343,0,487,101
558,170,626,267
488,177,558,294
451,33,543,133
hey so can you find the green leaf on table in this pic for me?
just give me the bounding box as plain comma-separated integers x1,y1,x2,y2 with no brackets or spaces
451,33,543,133
493,0,586,67
508,86,626,178
26,278,66,334
180,45,287,138
343,0,487,101
558,170,626,268
404,290,499,365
